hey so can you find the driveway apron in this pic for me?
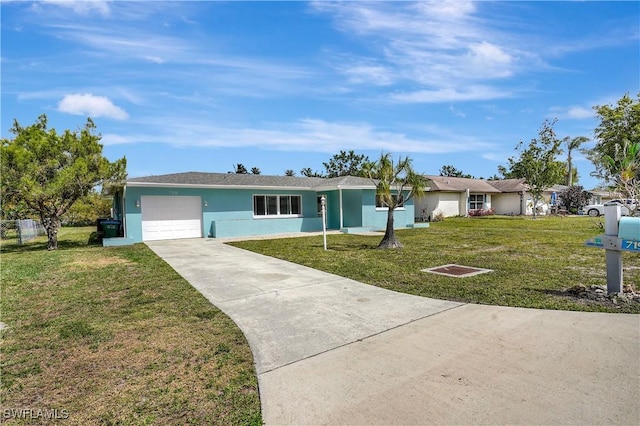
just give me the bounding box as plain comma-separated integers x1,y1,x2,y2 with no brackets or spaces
146,239,639,425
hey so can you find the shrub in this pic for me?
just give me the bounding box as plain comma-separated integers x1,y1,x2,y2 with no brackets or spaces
431,211,445,222
559,186,591,214
468,208,496,217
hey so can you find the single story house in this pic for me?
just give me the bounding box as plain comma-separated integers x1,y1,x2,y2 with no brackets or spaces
417,177,587,219
107,172,421,245
487,178,528,216
416,175,502,220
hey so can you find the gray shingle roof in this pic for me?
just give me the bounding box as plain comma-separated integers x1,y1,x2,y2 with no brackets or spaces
127,172,376,189
487,178,527,193
424,175,501,193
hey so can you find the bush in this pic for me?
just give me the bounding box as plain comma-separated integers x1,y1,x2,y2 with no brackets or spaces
431,211,445,222
559,186,591,214
468,208,496,217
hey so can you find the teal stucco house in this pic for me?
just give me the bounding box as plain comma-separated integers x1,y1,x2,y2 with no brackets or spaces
108,172,420,244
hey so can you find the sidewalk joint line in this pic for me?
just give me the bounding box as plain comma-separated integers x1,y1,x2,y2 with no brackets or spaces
257,302,467,376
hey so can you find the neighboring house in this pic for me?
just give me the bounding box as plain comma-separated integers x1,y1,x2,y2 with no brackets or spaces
588,190,623,205
416,175,501,221
487,179,528,216
417,176,577,218
107,172,418,245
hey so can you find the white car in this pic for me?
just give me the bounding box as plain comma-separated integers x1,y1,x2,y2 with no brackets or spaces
583,199,637,217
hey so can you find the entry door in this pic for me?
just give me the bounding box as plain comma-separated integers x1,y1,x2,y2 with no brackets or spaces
141,196,203,241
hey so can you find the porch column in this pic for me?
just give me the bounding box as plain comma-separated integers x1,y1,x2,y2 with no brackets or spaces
339,188,344,229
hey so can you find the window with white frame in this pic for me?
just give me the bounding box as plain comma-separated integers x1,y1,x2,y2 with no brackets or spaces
469,194,485,210
253,195,302,217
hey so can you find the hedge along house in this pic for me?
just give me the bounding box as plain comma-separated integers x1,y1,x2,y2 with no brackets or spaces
106,172,418,245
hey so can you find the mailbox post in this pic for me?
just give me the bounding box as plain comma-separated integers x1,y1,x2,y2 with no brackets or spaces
604,204,623,294
586,204,640,294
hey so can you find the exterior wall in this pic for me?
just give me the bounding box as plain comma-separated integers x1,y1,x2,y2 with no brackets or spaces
492,193,523,215
416,191,497,219
361,189,415,230
323,190,341,230
123,184,418,242
208,188,322,238
124,186,323,241
417,192,462,219
342,189,363,228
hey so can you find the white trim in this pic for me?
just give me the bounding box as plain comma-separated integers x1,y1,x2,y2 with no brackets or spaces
128,181,377,191
339,188,344,229
252,194,303,218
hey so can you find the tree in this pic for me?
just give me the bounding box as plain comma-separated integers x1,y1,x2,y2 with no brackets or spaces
250,167,261,175
284,169,296,177
584,93,640,182
61,190,112,225
364,153,425,249
500,119,564,218
559,185,591,214
602,141,640,215
232,164,248,174
300,167,324,178
1,115,126,249
323,150,369,177
439,165,472,178
563,136,589,186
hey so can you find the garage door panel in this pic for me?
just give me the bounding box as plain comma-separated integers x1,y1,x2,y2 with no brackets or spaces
141,196,202,241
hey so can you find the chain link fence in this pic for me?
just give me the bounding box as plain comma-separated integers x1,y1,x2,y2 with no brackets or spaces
1,219,46,245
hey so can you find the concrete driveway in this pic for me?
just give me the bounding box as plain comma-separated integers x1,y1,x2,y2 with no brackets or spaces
146,238,639,425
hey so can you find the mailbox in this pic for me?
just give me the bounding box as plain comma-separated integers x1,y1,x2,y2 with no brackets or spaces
618,217,640,241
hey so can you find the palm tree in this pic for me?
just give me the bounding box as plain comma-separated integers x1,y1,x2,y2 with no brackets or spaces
365,153,426,249
564,136,589,186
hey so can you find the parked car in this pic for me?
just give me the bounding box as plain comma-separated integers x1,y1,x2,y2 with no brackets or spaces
582,199,638,217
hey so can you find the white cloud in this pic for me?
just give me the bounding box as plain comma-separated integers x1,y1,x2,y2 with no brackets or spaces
548,105,594,120
313,2,541,102
391,86,512,103
57,93,128,120
338,61,395,86
466,42,513,78
114,117,494,157
566,107,594,119
38,0,111,16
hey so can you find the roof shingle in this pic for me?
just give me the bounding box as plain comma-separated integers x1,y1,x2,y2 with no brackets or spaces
127,172,375,189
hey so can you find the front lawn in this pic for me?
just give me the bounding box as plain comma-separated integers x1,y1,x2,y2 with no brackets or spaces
1,227,261,425
231,216,640,314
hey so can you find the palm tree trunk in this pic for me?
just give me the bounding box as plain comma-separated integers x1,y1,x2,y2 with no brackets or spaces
378,208,403,249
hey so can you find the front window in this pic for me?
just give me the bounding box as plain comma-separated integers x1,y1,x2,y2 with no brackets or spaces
469,194,485,210
254,195,302,217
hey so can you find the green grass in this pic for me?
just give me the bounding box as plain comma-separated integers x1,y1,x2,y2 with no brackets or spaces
231,216,640,314
1,227,261,425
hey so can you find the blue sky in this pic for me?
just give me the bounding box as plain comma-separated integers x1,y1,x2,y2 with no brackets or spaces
2,1,639,189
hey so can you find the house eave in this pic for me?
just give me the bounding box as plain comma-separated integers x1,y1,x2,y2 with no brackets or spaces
126,181,317,191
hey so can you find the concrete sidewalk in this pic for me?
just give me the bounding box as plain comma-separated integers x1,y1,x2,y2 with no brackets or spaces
147,238,639,425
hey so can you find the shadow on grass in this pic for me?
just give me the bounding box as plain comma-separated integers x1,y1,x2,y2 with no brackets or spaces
322,242,378,251
0,232,102,254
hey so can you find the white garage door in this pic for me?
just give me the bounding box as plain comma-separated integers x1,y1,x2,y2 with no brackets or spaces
141,196,203,241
